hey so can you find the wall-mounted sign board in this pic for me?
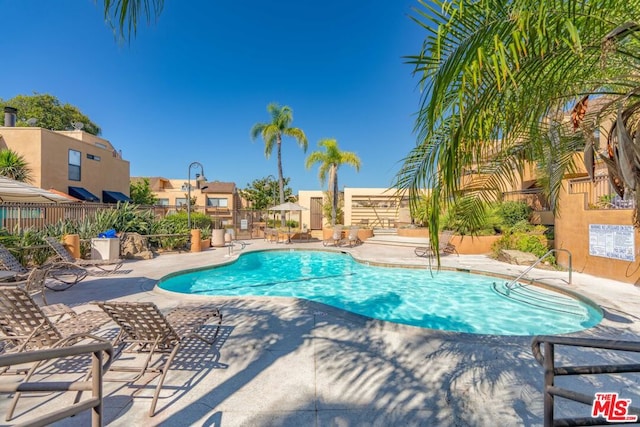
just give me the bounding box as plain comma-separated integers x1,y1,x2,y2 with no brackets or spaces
589,224,635,261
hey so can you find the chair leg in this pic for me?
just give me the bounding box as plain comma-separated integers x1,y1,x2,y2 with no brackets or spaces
149,344,181,417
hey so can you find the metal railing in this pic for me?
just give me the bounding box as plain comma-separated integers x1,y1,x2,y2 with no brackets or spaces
0,341,114,426
568,174,635,210
506,249,572,289
531,335,640,426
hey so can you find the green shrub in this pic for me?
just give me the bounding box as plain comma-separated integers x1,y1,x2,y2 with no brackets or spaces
441,198,502,236
497,201,532,227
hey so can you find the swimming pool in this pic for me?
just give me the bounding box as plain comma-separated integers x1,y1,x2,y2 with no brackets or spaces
157,250,603,335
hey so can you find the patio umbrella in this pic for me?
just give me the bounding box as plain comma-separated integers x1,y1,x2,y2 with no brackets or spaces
0,177,72,203
268,202,308,229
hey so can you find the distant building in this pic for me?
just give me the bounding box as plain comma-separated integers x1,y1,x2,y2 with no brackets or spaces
0,108,130,203
133,177,240,227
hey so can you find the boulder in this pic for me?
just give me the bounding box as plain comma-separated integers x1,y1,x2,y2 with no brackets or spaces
120,232,155,260
497,249,539,266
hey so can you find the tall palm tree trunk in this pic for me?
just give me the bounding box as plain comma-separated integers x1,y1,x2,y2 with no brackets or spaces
330,165,338,226
277,138,286,227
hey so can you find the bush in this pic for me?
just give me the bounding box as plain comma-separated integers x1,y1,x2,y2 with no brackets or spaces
441,198,502,236
497,201,532,227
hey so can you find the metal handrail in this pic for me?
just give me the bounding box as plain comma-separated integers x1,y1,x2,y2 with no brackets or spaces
506,249,572,289
531,335,640,426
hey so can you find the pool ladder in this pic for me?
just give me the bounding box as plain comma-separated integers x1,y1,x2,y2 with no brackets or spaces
505,249,572,290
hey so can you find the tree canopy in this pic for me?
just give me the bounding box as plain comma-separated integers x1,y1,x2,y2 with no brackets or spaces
305,138,361,226
100,0,164,41
129,178,158,205
239,176,295,211
395,0,640,254
0,149,33,183
251,103,307,225
1,94,101,135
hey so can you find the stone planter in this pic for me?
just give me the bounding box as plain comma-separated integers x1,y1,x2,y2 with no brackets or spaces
211,229,226,247
397,227,430,238
190,229,202,253
357,228,373,241
200,239,211,250
450,235,501,254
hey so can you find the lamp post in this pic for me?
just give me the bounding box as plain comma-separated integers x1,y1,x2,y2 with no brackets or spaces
187,162,207,230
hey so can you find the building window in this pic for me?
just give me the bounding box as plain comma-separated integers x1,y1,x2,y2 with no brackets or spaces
207,197,228,207
157,198,169,206
95,142,107,149
87,153,101,161
175,197,187,207
68,149,81,181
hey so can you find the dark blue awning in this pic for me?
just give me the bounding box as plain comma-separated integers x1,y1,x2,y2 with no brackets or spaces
68,186,100,202
102,190,131,203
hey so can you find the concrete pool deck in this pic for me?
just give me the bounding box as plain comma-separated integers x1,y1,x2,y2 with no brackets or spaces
2,239,640,426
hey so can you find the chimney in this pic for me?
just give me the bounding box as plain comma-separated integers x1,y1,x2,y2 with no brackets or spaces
3,107,17,127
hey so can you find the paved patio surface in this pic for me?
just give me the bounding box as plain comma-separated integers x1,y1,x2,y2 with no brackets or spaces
2,239,640,426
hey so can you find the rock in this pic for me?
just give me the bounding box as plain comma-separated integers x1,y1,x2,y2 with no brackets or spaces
497,249,539,266
120,232,155,260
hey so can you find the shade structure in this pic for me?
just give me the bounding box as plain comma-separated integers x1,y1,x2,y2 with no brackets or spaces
268,202,308,212
268,202,308,229
102,190,131,203
68,186,100,202
0,177,72,203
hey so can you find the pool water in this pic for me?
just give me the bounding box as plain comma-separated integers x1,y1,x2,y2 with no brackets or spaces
157,250,602,335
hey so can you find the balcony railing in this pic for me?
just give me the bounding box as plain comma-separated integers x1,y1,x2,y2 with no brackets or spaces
568,175,636,210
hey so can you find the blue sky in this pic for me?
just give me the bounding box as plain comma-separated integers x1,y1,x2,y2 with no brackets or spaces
1,1,426,193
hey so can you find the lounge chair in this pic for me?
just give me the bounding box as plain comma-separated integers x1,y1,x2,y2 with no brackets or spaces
414,230,459,258
96,301,222,416
297,225,311,242
45,236,123,279
0,242,87,295
322,225,343,247
341,227,362,247
0,286,111,421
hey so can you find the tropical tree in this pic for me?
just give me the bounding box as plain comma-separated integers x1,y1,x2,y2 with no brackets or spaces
100,0,164,41
129,178,158,205
0,94,101,135
0,149,33,183
251,103,308,225
239,176,295,211
395,0,640,255
305,138,361,226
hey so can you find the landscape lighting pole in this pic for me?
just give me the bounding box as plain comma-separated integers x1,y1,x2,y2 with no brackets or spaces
187,162,207,230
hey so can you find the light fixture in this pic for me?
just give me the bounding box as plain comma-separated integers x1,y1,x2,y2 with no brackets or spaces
187,162,207,230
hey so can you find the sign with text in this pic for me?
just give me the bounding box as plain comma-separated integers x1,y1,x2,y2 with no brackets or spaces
589,224,635,261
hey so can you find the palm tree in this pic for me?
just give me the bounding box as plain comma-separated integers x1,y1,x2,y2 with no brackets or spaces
251,103,308,226
305,139,361,226
101,0,164,40
395,0,640,255
0,149,33,183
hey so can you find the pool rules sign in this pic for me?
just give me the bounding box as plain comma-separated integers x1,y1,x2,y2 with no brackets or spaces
589,224,635,261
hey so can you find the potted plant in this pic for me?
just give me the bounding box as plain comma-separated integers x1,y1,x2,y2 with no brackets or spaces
211,219,226,247
200,225,211,250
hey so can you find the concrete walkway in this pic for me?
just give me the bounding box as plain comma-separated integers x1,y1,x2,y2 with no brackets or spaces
2,240,640,426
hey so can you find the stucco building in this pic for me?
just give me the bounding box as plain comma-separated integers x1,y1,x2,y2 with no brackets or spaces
0,108,130,202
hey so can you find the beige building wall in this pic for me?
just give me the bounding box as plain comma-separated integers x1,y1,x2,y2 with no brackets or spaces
299,188,418,229
0,127,130,199
554,183,639,284
138,177,237,226
298,190,324,229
